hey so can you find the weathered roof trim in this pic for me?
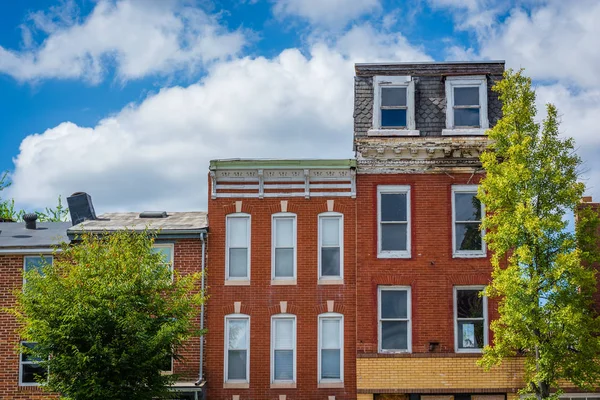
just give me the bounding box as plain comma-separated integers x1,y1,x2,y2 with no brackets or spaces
210,159,356,170
356,60,505,67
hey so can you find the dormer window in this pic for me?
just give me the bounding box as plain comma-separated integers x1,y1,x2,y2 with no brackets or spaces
443,75,489,135
369,76,418,137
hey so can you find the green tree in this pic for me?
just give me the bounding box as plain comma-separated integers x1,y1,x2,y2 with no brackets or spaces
12,230,205,400
36,195,70,222
477,69,600,399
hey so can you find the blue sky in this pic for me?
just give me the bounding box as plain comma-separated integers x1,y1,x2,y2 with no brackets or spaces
1,0,599,212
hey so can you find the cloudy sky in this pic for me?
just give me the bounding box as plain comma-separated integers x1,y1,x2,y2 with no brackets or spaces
1,0,599,213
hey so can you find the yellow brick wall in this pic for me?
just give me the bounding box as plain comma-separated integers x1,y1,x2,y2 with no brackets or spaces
357,357,525,391
358,395,374,400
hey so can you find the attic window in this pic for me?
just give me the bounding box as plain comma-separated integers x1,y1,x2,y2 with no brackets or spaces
368,76,419,137
443,75,489,135
139,211,168,218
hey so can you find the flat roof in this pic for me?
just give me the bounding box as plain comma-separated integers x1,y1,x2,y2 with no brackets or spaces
210,159,356,170
0,221,71,250
355,60,505,67
68,212,208,236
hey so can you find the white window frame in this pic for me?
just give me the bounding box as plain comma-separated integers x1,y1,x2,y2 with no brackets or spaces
317,312,344,385
369,75,419,136
454,286,488,353
377,185,411,259
270,314,296,385
271,213,297,284
443,75,489,135
452,185,486,258
23,255,53,288
160,356,174,375
152,243,174,280
225,213,251,283
224,314,250,384
378,286,412,353
317,212,344,282
19,341,48,387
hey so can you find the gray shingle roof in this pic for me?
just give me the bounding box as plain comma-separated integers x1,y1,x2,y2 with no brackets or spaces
0,221,71,250
67,212,208,235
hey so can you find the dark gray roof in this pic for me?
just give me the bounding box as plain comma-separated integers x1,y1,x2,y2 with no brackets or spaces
0,221,70,250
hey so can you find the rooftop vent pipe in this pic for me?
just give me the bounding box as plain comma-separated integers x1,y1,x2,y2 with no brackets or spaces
23,213,37,230
139,211,168,218
67,192,97,226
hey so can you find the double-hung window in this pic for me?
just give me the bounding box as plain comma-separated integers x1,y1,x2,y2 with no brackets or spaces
226,214,250,282
452,185,485,257
443,75,489,135
272,213,296,282
318,213,343,281
225,315,250,384
23,255,52,286
378,186,411,258
19,342,47,386
378,286,411,353
318,313,343,384
151,244,174,279
370,76,417,136
271,315,296,384
454,286,488,352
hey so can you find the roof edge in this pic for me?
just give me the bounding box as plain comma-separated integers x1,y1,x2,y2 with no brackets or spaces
355,60,505,68
209,159,356,170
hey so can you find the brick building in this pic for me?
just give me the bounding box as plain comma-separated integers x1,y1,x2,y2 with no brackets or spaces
205,159,357,399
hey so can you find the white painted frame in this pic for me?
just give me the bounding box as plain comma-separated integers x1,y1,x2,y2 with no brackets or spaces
378,286,412,353
443,75,489,135
225,213,251,282
452,185,486,258
454,286,488,353
317,212,344,281
224,314,250,384
152,243,175,280
369,75,419,136
22,255,53,289
317,312,344,384
271,213,297,283
377,185,411,259
270,314,297,385
19,341,48,387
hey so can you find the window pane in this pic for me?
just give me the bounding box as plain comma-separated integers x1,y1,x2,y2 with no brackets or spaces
275,248,294,278
454,108,480,127
381,109,407,127
457,290,483,318
381,290,408,319
228,320,248,350
275,218,294,247
381,193,407,222
21,343,42,362
455,223,482,251
454,87,480,106
455,193,481,221
457,320,484,349
381,321,408,350
21,363,47,384
24,256,52,274
381,224,407,251
321,319,340,348
381,87,407,107
151,246,173,264
274,350,293,380
227,350,247,380
228,248,248,278
159,355,172,371
228,217,248,247
321,218,340,246
274,319,293,349
321,349,340,379
321,248,340,277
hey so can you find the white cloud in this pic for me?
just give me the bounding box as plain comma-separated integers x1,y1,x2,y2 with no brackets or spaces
6,26,431,212
273,0,381,28
0,0,246,83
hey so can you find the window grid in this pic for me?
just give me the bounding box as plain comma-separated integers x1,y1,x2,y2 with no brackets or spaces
23,255,53,287
224,315,250,383
151,244,174,280
271,315,296,384
452,86,481,128
443,75,489,134
226,214,251,281
19,342,47,386
318,313,343,383
452,185,486,258
318,213,343,280
271,213,297,281
454,286,488,353
378,286,412,353
377,186,411,259
371,75,417,134
380,87,408,129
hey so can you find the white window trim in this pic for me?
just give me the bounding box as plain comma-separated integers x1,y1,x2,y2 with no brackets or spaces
19,341,48,387
454,286,488,353
160,356,174,375
23,255,53,289
152,243,175,280
452,185,486,258
271,213,297,283
378,286,412,353
369,75,419,136
224,314,250,385
317,212,344,282
377,185,411,259
317,312,344,384
225,213,251,282
442,75,489,135
270,314,297,385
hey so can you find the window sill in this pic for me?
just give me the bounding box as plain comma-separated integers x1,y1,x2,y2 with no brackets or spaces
377,252,411,259
452,252,486,259
378,349,412,354
223,382,250,389
442,128,487,136
456,348,484,354
270,382,297,389
318,382,344,389
271,279,297,286
317,278,344,285
368,129,420,137
224,280,250,286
